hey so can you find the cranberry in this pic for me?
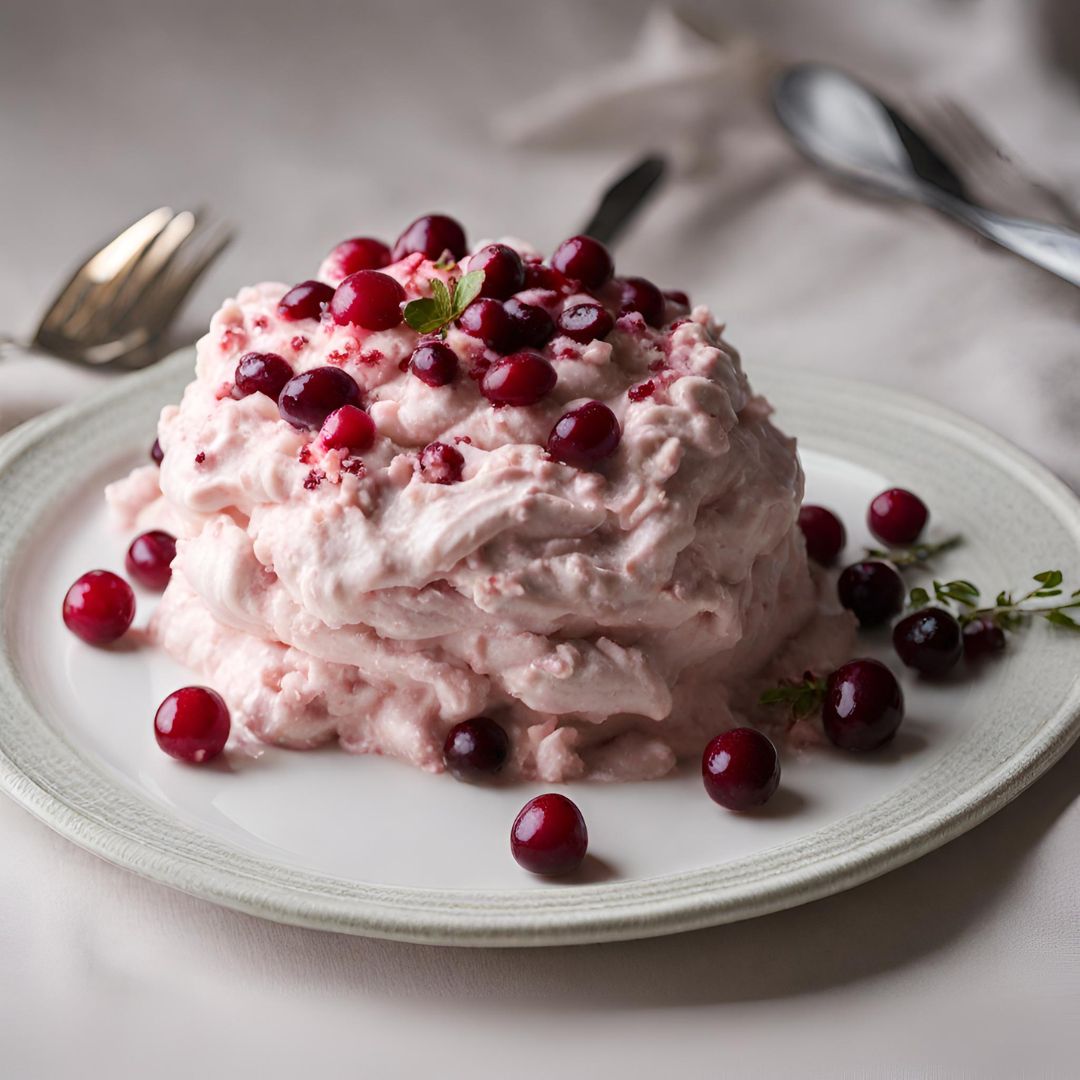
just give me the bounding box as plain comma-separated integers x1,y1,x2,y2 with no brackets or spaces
868,488,929,545
822,658,904,751
319,404,375,452
523,262,568,292
547,401,620,467
234,351,294,400
329,270,405,331
62,570,136,645
419,441,464,484
277,280,335,322
278,367,361,430
550,235,614,289
893,606,963,676
838,560,905,627
510,793,588,876
150,438,164,465
503,298,555,348
798,505,846,565
481,352,557,406
457,297,520,353
616,276,665,327
125,530,177,590
664,289,691,308
702,727,781,811
442,716,509,780
963,617,1007,661
328,236,391,275
557,303,614,344
410,341,458,387
154,686,230,764
468,243,525,299
391,214,467,262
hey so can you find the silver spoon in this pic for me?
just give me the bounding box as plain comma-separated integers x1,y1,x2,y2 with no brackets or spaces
772,64,1080,289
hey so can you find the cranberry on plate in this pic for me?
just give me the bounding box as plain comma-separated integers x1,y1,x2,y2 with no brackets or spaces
329,270,406,331
234,351,294,400
328,237,391,275
837,560,905,627
154,686,231,764
62,570,135,645
319,404,376,453
702,727,781,811
278,367,361,430
277,280,335,323
868,488,928,546
822,658,904,751
503,298,555,348
557,303,614,345
550,235,613,289
510,793,588,876
150,438,164,465
798,505,846,565
409,342,458,387
547,401,621,467
443,716,509,781
457,297,520,354
615,276,665,327
125,530,178,591
468,243,525,300
892,606,963,677
962,616,1007,661
480,352,557,406
419,441,465,484
391,214,467,262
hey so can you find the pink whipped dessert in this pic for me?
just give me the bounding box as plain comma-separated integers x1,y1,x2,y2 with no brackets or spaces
108,217,853,782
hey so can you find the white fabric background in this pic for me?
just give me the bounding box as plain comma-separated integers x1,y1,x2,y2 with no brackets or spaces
1,1,1079,1075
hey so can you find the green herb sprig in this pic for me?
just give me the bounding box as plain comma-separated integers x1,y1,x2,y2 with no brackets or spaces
402,270,485,337
865,534,963,569
759,672,827,718
909,570,1080,632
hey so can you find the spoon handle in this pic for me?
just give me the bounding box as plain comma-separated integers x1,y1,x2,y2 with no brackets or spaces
579,155,667,248
933,196,1080,288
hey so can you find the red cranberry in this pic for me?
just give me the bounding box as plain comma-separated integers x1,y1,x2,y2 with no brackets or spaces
702,727,781,811
410,342,458,387
457,297,520,353
510,793,588,876
868,488,929,545
893,606,963,676
62,570,135,645
503,298,555,348
550,235,614,289
616,276,665,327
419,441,465,484
664,289,691,308
150,438,164,465
391,214,467,262
328,236,391,275
319,405,375,452
278,367,361,430
523,262,569,291
234,351,294,400
442,716,509,781
547,401,620,467
481,352,557,406
154,686,230,764
330,270,405,330
125,530,177,591
468,244,525,299
798,505,846,565
277,280,335,322
557,303,614,344
963,617,1007,661
838,560,905,627
822,659,904,751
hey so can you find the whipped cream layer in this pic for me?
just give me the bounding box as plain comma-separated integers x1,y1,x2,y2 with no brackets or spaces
109,238,853,781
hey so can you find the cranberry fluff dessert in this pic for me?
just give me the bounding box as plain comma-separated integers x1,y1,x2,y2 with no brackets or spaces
105,215,855,783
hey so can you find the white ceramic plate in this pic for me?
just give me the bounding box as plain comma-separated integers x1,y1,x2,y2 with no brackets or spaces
2,351,1079,947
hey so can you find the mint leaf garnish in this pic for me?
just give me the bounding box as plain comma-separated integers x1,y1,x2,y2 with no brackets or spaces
402,270,485,338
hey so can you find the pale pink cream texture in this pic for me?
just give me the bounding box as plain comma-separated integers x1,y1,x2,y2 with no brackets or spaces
108,239,854,781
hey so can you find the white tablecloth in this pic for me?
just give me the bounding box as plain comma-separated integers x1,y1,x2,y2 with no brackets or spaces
2,1,1079,1075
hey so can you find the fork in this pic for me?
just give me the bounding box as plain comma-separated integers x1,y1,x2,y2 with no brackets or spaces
905,96,1080,229
2,207,232,371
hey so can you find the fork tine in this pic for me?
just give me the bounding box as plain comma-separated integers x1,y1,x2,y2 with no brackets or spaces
33,207,175,340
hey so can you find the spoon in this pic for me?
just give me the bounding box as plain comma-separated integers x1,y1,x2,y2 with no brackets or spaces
772,64,1080,289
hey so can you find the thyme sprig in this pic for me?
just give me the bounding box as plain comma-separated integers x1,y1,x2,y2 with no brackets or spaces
909,570,1080,632
865,534,963,569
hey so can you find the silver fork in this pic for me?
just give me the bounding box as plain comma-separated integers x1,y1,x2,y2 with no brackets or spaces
905,96,1080,228
3,207,232,371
